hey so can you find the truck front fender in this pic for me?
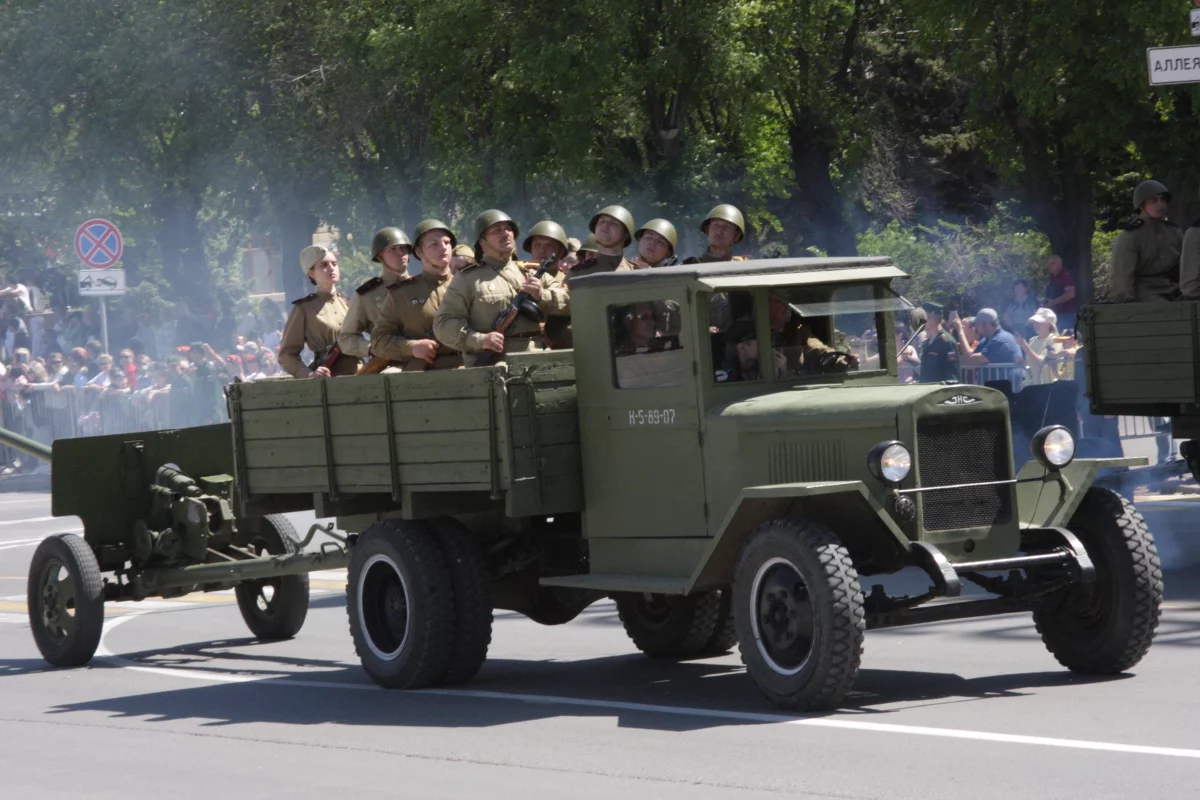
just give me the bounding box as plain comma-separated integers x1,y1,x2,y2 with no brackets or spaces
688,481,911,592
1017,457,1146,528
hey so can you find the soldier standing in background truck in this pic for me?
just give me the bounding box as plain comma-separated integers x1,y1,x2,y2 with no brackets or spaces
686,204,748,264
569,205,639,279
370,220,462,371
338,227,413,363
634,219,677,267
1110,180,1182,304
522,220,573,349
279,245,359,378
434,210,569,366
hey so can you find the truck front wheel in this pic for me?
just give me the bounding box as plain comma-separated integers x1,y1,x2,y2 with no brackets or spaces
347,520,455,689
1033,488,1162,674
733,518,865,711
615,591,721,658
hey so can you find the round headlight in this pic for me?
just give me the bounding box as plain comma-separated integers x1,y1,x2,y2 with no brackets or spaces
869,441,912,484
1032,425,1075,469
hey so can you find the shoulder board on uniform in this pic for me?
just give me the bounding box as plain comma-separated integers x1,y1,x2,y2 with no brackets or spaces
386,274,418,290
292,293,317,306
1124,218,1144,232
458,260,484,273
355,276,384,295
517,260,540,271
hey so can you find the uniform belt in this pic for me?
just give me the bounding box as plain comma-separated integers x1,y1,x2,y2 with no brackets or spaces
505,330,541,340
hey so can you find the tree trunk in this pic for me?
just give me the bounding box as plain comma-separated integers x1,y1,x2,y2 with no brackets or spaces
275,204,318,303
786,118,857,257
1020,154,1094,309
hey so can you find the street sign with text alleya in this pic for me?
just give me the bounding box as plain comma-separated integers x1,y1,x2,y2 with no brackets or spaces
1148,45,1200,85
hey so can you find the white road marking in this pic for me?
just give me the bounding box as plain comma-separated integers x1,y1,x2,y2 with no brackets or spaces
0,529,83,550
0,612,27,624
0,516,57,526
92,612,1200,761
0,498,51,506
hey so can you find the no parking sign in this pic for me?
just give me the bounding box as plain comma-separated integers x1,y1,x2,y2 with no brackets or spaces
74,219,123,269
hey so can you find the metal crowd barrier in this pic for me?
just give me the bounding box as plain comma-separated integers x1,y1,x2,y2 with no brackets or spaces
0,380,231,465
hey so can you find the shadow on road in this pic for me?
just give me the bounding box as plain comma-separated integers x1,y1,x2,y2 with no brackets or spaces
34,637,1128,733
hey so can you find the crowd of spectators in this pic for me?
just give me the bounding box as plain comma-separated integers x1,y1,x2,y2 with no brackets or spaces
0,272,293,475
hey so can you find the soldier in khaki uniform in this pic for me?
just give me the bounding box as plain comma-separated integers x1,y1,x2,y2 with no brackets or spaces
570,205,638,279
686,204,749,264
279,245,360,378
434,210,570,366
338,227,412,362
371,219,462,371
634,218,677,267
522,220,573,349
577,233,598,261
1111,180,1182,302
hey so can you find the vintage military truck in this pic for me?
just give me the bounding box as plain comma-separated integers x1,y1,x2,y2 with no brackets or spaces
1080,300,1200,479
18,257,1161,711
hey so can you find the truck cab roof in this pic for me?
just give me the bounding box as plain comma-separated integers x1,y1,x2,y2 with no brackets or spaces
565,256,907,291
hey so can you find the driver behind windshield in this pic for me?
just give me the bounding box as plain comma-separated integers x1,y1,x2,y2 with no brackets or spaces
768,290,859,376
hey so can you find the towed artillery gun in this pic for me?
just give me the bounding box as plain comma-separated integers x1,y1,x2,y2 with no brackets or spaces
14,257,1162,710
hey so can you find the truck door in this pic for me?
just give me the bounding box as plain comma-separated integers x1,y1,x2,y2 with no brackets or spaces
577,295,705,539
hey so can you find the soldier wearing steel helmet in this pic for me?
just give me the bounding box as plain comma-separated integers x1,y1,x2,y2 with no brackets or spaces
279,245,359,378
686,204,748,264
370,219,462,371
634,218,677,268
1111,180,1182,303
338,226,413,361
433,210,569,366
569,205,638,280
522,220,574,349
577,233,598,261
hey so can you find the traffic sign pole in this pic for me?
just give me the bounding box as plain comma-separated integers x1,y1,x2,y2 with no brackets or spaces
100,297,109,355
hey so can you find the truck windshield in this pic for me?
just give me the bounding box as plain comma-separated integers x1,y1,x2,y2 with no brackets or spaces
770,283,905,378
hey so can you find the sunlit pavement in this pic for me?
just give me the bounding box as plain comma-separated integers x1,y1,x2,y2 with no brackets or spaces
3,489,1200,800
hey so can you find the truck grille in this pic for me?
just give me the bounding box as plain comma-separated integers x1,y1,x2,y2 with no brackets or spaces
916,413,1011,531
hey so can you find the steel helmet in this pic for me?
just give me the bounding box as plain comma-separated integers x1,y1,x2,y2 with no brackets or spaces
579,233,598,255
412,219,457,255
1133,180,1171,210
589,205,636,247
522,220,570,255
634,218,678,253
473,209,519,246
370,227,412,262
700,204,746,243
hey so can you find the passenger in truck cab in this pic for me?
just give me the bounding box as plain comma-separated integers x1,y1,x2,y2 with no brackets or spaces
611,302,686,388
766,290,857,376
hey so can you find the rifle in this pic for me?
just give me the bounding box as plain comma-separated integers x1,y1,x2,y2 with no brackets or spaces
474,256,557,368
310,344,343,374
358,330,443,375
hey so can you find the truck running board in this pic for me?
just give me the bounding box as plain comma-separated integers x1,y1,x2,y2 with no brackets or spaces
538,574,690,595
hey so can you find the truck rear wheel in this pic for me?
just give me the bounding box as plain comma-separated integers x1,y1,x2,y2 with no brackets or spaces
733,519,865,711
1034,488,1162,674
235,515,310,640
28,533,105,667
615,591,721,658
429,518,492,685
705,589,738,655
347,520,454,689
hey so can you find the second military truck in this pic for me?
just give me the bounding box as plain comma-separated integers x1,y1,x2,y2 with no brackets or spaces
34,257,1161,711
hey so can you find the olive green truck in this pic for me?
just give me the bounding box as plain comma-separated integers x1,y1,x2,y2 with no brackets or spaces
17,257,1161,711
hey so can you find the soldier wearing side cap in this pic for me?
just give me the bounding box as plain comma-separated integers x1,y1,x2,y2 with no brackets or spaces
918,301,959,384
279,245,359,378
1111,179,1182,303
569,205,638,279
338,227,412,363
685,204,748,264
433,210,569,366
370,219,462,371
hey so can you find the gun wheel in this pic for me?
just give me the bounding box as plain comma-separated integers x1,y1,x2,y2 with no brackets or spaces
234,515,309,640
28,533,104,667
733,518,864,711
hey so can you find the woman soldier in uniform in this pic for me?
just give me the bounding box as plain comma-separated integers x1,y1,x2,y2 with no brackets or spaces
278,245,359,378
434,210,569,366
369,219,463,371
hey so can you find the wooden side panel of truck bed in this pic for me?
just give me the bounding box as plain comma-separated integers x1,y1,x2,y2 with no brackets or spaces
1082,301,1199,414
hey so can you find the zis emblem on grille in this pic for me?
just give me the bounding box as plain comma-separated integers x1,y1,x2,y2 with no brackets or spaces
940,394,979,406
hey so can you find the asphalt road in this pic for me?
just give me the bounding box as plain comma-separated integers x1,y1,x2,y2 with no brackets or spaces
2,489,1200,799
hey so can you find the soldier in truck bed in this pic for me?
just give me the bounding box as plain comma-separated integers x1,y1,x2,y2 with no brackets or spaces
433,209,569,366
1110,180,1182,303
338,227,412,362
370,219,462,371
279,245,360,378
521,220,573,349
568,205,638,279
685,204,749,265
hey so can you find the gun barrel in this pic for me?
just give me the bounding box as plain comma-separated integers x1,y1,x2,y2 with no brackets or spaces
0,427,51,464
